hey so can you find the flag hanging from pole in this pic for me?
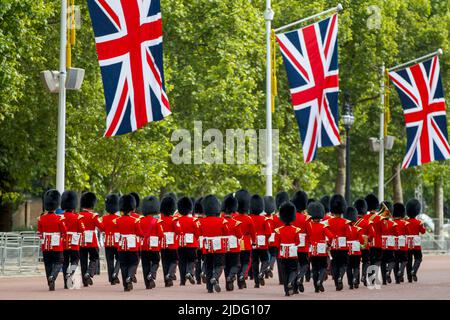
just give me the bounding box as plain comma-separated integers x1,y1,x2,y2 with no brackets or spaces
388,56,450,169
275,14,340,163
87,0,171,137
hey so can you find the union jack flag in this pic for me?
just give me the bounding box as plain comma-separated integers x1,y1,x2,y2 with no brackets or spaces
87,0,170,137
276,14,340,163
389,56,450,169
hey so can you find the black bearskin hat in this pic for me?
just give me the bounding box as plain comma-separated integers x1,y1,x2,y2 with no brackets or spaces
275,191,289,210
61,190,77,211
105,193,119,214
163,192,178,202
203,195,221,217
345,206,358,222
406,199,421,218
160,196,177,216
235,189,251,214
279,202,296,225
330,194,347,215
194,197,204,215
264,196,276,215
308,202,325,220
320,195,331,213
177,197,193,216
292,190,308,212
142,196,160,216
354,198,368,215
307,198,316,205
393,203,406,218
365,193,379,212
250,194,264,215
130,192,140,210
223,194,238,214
80,192,97,209
119,194,136,213
44,189,61,212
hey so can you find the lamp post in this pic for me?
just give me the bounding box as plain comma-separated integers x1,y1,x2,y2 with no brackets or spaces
342,92,354,205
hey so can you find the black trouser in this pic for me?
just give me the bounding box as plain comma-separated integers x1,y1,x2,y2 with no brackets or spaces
79,247,99,278
105,247,120,283
43,251,63,282
238,250,251,280
394,250,408,280
310,256,328,288
268,247,278,271
204,253,225,291
178,247,197,284
62,250,80,286
141,250,160,284
361,249,370,283
251,249,269,285
330,250,348,287
346,255,361,286
369,247,383,266
280,259,298,295
407,249,423,280
297,252,309,283
224,252,240,281
118,251,139,288
160,249,178,284
381,250,395,283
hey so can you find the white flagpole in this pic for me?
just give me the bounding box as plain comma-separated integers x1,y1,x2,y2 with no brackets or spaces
275,3,343,34
378,63,385,202
56,0,67,194
265,0,274,196
389,49,443,72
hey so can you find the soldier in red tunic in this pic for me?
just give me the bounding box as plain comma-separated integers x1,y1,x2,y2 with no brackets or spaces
249,194,271,288
176,197,200,286
221,194,243,291
405,198,426,282
353,198,372,286
274,201,300,296
102,194,121,285
365,194,385,269
233,189,256,289
274,191,290,284
38,189,67,291
61,190,85,289
140,196,164,289
264,195,281,280
344,206,365,289
327,194,352,291
198,195,229,293
193,197,205,285
392,202,408,284
116,194,143,291
380,201,396,285
79,192,104,287
305,202,334,293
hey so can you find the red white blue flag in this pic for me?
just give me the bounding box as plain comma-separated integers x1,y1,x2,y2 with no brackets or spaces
276,14,340,163
87,0,170,137
389,56,450,169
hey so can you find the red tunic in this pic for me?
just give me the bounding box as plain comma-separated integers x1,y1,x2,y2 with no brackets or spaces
130,212,141,219
175,215,200,248
347,224,365,256
405,218,426,250
115,215,143,252
327,216,352,251
381,219,397,250
160,215,181,250
305,220,334,257
79,211,104,248
37,212,67,252
140,216,164,251
102,213,120,248
265,214,283,248
354,215,374,250
63,211,85,251
291,212,311,253
198,216,229,254
366,212,387,248
221,215,243,253
249,214,272,250
232,213,256,251
274,225,301,259
393,218,409,252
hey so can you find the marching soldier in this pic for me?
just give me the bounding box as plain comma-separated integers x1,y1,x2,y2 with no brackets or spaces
353,198,373,286
365,194,385,269
116,194,143,291
160,195,181,287
405,198,426,282
102,194,121,285
140,196,164,289
38,189,67,291
61,190,84,289
233,189,256,289
275,191,290,284
392,202,408,284
79,192,104,287
327,194,352,291
198,195,229,293
291,190,311,292
381,201,396,285
344,206,365,289
305,202,334,293
194,197,205,285
264,196,281,279
176,197,200,286
249,194,271,288
274,201,300,296
221,194,243,291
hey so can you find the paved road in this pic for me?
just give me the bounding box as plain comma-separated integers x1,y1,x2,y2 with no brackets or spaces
0,254,449,300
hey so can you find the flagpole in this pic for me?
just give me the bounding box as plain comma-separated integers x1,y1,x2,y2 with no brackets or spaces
389,49,443,72
56,0,67,194
378,63,385,202
265,0,274,196
274,3,343,34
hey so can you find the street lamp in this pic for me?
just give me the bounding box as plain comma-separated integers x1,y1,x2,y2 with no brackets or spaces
342,92,354,205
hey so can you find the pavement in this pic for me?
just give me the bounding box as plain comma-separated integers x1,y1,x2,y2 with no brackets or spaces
0,254,449,300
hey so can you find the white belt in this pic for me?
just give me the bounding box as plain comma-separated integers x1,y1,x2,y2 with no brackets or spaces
43,232,60,236
67,232,80,236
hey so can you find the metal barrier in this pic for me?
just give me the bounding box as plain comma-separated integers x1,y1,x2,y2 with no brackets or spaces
0,232,41,275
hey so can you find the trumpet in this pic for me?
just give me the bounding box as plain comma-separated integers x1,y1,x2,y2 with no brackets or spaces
376,202,391,218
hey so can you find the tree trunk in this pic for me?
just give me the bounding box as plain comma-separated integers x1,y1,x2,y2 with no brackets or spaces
392,163,403,203
335,142,346,196
434,178,444,242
